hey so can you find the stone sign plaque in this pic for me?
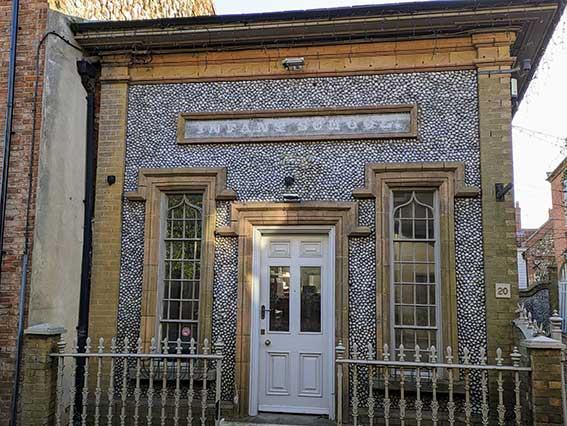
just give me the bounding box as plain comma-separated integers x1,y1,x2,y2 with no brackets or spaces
177,105,417,144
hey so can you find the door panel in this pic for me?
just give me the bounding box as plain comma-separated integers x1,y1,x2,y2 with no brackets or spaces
258,235,330,415
266,352,290,395
298,352,323,397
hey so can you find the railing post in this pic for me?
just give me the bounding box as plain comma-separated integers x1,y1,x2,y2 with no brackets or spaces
550,310,563,342
21,324,66,426
214,340,225,426
335,340,346,426
522,334,566,425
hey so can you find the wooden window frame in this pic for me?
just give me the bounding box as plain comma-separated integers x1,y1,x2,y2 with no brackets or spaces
353,162,479,356
389,189,442,357
126,168,236,352
157,192,205,350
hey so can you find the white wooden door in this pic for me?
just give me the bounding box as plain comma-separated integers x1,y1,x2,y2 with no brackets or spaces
257,235,331,414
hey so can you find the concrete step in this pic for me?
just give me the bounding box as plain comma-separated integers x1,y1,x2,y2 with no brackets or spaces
221,413,334,426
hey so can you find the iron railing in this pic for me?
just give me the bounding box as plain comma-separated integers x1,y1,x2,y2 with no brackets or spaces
335,342,531,426
51,336,224,426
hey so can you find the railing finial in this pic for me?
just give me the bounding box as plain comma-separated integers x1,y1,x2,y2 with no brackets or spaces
214,339,225,356
398,344,406,362
57,335,67,354
550,310,563,341
367,342,375,360
463,347,471,365
511,347,522,368
352,342,359,360
335,340,346,360
446,346,453,364
429,346,437,363
496,348,503,366
414,345,422,363
479,346,487,366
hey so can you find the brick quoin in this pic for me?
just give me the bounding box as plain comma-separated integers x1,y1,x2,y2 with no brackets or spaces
0,1,48,423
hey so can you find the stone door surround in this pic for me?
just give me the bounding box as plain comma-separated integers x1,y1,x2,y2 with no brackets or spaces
217,202,370,415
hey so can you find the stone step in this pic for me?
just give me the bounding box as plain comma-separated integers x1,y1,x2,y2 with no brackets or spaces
221,413,334,426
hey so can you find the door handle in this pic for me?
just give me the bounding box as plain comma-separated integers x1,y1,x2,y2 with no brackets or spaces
261,305,270,320
265,339,271,346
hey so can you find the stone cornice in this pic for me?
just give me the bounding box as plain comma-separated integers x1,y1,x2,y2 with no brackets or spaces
215,202,371,238
125,167,237,202
352,162,480,199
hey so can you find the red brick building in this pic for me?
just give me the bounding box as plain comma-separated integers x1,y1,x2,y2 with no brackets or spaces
516,158,567,327
0,2,214,423
548,158,567,280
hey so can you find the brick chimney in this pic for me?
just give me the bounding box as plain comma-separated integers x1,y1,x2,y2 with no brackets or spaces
515,201,522,233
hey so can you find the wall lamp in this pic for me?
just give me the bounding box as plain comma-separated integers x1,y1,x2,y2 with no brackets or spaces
282,57,305,71
283,176,300,202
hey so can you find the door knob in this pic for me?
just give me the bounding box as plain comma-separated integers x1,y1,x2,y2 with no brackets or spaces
265,339,271,346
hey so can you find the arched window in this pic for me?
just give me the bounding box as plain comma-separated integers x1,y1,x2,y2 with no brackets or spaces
160,193,204,352
391,191,439,359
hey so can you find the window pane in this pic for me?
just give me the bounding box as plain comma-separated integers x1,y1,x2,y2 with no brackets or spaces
170,281,181,299
300,267,321,332
416,285,428,305
269,266,290,332
394,192,412,207
402,285,414,304
392,190,439,357
415,264,428,283
415,192,434,207
415,220,427,239
161,193,203,351
401,220,413,239
416,307,429,326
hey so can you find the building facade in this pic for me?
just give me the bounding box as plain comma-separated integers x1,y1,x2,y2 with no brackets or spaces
67,0,564,418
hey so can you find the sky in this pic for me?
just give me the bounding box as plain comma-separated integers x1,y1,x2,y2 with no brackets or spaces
214,0,567,228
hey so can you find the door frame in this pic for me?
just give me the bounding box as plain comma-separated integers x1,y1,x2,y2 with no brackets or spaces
249,225,336,418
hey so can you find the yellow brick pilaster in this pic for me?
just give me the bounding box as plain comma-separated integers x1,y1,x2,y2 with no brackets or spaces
88,65,129,347
475,33,519,359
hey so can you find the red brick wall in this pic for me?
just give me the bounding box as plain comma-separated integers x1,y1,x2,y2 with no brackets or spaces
549,169,567,275
0,1,48,422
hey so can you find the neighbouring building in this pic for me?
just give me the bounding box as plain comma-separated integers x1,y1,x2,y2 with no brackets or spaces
548,158,567,281
0,0,214,423
517,215,554,288
515,158,567,326
4,0,567,425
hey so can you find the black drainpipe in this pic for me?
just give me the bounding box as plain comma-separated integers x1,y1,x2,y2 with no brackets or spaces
0,0,20,286
75,58,100,415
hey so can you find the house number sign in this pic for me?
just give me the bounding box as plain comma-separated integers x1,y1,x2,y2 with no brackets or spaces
495,283,512,299
177,105,417,144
